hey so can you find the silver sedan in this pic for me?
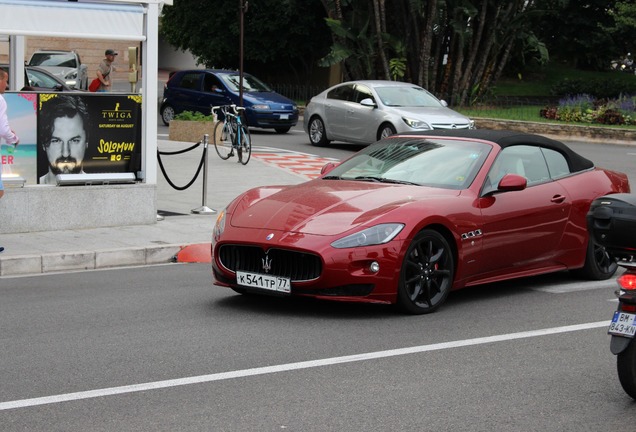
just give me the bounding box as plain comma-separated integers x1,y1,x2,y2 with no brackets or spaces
303,80,475,146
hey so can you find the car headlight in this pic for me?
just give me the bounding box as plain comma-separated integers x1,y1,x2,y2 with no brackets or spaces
213,208,227,242
65,71,78,80
252,104,270,110
331,223,404,249
402,117,431,130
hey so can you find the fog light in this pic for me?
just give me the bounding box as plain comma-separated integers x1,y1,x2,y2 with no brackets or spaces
369,261,380,273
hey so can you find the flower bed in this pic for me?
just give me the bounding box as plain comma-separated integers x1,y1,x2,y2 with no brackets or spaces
540,94,636,126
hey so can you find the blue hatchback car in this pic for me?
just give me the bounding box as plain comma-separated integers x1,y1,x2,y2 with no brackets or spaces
160,69,299,133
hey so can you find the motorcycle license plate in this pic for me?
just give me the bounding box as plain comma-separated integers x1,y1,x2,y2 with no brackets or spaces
608,312,636,338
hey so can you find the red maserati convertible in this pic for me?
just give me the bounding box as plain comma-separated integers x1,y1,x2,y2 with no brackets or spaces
211,130,630,314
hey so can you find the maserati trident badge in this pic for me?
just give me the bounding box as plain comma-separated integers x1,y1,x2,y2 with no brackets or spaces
262,253,272,273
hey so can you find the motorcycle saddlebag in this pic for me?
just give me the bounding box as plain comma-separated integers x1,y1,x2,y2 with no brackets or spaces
587,193,636,257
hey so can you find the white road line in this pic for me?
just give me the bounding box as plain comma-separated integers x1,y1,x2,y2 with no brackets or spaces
0,320,609,411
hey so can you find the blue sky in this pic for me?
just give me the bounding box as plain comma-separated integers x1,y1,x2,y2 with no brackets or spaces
4,93,37,144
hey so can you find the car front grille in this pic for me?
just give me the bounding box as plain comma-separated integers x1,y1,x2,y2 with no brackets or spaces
431,123,473,129
218,245,322,282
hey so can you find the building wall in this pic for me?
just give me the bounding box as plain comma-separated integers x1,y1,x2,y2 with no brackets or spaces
25,37,142,81
158,34,199,71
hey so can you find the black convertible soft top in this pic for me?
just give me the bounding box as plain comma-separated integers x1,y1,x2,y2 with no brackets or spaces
409,129,595,173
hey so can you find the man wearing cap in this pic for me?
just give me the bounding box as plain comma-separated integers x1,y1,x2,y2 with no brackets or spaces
96,49,117,92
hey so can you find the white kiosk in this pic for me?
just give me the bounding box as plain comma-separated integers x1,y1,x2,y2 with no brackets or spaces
0,0,171,234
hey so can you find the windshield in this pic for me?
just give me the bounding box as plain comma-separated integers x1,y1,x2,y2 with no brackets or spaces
375,86,442,107
220,73,272,92
325,138,491,189
30,53,77,68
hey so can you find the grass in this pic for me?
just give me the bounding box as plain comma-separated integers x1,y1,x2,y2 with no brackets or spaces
455,63,636,129
455,104,636,130
491,62,636,97
455,105,545,122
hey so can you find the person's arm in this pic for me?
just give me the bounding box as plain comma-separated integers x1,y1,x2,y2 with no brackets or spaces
0,97,18,145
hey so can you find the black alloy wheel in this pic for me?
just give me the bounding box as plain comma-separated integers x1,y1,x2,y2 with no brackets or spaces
573,238,618,280
397,229,455,314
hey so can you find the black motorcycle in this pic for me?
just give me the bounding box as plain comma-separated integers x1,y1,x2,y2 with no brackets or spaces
588,193,636,399
609,261,636,398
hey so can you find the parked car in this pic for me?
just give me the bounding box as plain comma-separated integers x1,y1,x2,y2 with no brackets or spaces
0,64,73,92
27,50,88,90
211,129,630,314
303,80,475,146
160,69,299,133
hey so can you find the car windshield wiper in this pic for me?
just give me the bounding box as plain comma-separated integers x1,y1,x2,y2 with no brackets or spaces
322,175,341,180
354,176,419,185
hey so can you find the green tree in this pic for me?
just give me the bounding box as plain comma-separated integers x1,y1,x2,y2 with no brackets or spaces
160,0,331,84
606,1,636,56
319,0,547,105
530,0,636,70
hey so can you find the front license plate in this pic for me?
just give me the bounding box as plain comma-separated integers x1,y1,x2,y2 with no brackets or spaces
609,312,636,338
236,271,291,294
279,114,289,120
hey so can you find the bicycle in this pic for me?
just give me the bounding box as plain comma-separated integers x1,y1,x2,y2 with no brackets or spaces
211,104,252,165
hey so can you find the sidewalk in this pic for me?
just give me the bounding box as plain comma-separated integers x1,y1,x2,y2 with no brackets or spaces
0,139,307,277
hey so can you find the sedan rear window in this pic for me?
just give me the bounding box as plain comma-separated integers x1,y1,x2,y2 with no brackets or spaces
29,53,78,68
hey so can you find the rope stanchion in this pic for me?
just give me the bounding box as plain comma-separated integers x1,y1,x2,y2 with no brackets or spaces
156,135,216,215
191,134,216,214
157,141,204,191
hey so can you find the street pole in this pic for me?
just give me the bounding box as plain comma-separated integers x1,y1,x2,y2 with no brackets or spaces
239,0,246,107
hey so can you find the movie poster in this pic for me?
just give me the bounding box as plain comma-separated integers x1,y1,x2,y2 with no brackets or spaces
1,93,37,185
36,93,142,185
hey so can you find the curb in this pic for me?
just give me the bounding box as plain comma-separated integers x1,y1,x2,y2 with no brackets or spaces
0,244,182,277
174,243,212,263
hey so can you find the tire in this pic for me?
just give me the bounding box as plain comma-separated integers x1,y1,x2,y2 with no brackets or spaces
396,229,455,314
308,116,330,146
378,123,396,140
573,237,617,280
161,104,176,126
214,121,233,160
617,340,636,399
237,125,252,165
275,127,291,134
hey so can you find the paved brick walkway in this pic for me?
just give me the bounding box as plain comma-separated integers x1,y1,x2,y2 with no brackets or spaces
253,152,339,179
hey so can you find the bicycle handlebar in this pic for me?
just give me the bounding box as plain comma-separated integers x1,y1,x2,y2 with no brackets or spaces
211,104,246,115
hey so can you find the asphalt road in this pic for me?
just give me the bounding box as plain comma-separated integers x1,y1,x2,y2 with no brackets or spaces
3,120,629,431
2,264,636,431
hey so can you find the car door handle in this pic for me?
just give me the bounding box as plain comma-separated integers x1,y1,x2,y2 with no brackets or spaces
551,195,566,203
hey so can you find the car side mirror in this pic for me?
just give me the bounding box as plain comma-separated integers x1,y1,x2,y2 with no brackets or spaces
321,162,338,175
440,99,448,107
360,98,376,107
497,174,527,192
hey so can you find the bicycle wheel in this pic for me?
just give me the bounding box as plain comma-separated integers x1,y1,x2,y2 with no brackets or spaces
237,125,252,165
214,121,233,160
